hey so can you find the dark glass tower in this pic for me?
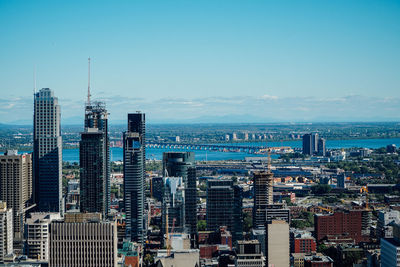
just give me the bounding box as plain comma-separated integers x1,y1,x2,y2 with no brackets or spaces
163,152,197,240
206,180,234,231
123,113,145,243
33,88,63,214
80,101,110,217
205,179,242,243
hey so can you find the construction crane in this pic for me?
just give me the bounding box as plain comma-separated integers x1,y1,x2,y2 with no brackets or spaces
361,186,370,210
317,206,333,213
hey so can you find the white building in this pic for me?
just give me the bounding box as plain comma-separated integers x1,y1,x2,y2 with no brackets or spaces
266,220,290,267
25,212,61,261
0,202,13,264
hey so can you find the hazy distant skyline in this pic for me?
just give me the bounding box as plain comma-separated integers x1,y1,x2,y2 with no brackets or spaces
1,0,399,124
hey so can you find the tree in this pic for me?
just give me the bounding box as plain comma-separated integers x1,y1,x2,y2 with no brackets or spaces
243,212,252,232
197,220,206,231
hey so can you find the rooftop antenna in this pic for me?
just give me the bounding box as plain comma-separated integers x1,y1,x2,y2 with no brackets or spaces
33,65,37,94
87,57,91,105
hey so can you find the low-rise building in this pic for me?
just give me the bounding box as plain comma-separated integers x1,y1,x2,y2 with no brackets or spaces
235,240,263,267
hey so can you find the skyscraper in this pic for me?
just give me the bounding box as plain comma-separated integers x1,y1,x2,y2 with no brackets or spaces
253,171,273,229
206,179,234,232
33,88,63,213
0,150,32,239
303,133,320,156
80,100,110,217
123,113,146,243
317,138,326,156
206,179,242,242
163,152,197,238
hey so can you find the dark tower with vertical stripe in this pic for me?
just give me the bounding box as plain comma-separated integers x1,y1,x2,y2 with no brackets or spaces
124,113,146,243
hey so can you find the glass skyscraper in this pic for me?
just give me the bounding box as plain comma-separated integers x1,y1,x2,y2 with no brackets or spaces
33,88,63,213
123,113,145,243
163,152,197,244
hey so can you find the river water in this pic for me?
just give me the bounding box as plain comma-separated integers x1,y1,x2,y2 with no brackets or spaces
59,138,400,163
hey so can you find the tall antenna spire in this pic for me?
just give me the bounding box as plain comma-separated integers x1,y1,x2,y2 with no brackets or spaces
87,57,91,105
34,65,37,94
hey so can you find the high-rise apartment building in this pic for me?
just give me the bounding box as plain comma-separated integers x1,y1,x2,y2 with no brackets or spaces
0,202,13,264
80,101,110,217
317,138,326,156
123,113,146,243
33,88,63,213
49,213,117,267
303,133,325,156
163,152,197,237
0,150,32,239
253,171,273,229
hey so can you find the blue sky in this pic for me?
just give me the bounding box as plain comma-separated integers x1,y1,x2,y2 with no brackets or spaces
0,0,399,124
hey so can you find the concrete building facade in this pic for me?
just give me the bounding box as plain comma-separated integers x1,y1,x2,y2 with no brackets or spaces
25,212,61,261
266,220,290,267
49,216,117,267
0,151,32,239
0,202,13,264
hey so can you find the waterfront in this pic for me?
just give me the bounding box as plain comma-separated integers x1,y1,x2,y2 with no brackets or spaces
59,138,400,163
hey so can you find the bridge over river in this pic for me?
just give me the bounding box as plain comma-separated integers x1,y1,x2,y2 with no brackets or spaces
145,142,294,154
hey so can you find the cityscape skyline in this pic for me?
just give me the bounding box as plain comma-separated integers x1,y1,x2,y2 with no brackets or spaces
1,1,400,123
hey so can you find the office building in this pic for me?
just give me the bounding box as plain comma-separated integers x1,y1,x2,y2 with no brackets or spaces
163,152,197,237
206,179,242,242
378,210,400,238
151,176,163,201
266,220,290,267
162,176,185,234
49,213,117,267
25,212,61,261
123,113,146,243
80,100,110,217
253,171,273,229
33,88,63,213
0,202,13,264
380,223,400,267
0,150,32,239
235,240,263,267
302,133,319,156
265,203,290,224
